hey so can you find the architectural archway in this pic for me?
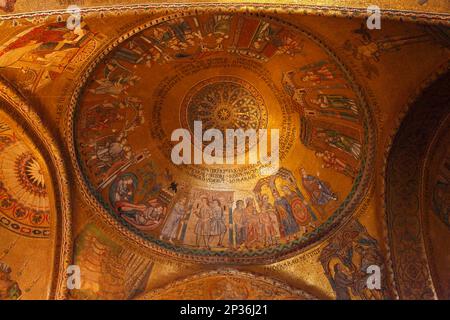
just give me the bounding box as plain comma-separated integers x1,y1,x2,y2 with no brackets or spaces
0,79,72,299
385,70,450,299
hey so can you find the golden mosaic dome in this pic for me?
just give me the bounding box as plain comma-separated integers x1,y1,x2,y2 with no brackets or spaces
71,13,375,263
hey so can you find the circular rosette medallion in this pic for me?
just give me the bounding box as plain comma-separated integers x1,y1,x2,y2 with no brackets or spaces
71,13,375,263
180,76,268,155
183,76,267,133
0,126,50,238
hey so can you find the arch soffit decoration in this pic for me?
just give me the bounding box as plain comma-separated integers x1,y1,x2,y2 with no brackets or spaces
136,269,320,300
0,77,72,300
0,2,448,25
421,112,450,299
383,65,450,300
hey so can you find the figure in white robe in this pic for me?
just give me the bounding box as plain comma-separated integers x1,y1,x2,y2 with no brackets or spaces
160,198,187,242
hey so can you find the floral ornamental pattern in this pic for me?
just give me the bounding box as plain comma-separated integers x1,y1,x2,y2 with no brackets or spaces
0,125,50,238
15,153,47,198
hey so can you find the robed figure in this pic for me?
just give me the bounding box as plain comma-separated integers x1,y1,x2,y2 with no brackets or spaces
270,182,299,237
300,168,338,206
281,185,317,232
160,197,187,242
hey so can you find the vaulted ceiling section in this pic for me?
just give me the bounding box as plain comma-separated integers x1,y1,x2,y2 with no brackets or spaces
0,1,448,300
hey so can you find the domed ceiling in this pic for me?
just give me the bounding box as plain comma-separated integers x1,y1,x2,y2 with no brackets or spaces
0,1,448,300
71,13,374,263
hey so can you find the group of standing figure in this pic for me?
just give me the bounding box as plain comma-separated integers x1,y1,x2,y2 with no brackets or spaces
156,168,338,249
159,195,228,248
233,168,339,248
234,181,321,248
192,196,228,248
233,196,280,248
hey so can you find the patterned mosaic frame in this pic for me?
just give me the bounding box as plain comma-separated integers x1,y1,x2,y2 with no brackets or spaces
64,10,378,264
0,2,449,25
382,63,449,300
